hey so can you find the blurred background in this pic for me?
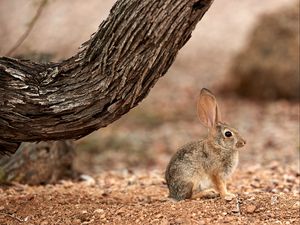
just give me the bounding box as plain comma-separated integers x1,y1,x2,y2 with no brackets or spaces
0,0,299,177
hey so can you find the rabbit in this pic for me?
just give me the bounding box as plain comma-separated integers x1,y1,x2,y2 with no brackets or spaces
165,88,246,201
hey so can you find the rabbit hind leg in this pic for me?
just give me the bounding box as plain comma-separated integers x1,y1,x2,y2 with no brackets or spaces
168,181,194,201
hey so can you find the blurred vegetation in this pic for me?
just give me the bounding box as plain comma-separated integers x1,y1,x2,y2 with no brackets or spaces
75,130,156,172
227,2,299,100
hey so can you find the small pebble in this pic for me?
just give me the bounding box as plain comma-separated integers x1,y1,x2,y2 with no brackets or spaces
94,209,104,214
160,218,170,225
224,195,235,201
292,201,300,209
245,205,257,213
271,195,279,205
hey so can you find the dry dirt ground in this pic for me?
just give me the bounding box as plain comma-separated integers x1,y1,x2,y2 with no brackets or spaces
0,164,299,225
0,98,299,224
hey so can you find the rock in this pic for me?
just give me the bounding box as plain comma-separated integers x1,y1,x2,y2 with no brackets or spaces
271,179,279,186
73,219,81,225
232,207,240,214
80,174,96,186
292,201,300,209
155,213,163,219
138,195,151,203
224,216,236,223
284,175,295,183
271,195,279,205
250,182,260,188
174,218,186,224
94,209,104,214
160,218,170,225
268,161,280,170
151,219,160,224
245,205,257,213
224,194,235,201
116,208,125,215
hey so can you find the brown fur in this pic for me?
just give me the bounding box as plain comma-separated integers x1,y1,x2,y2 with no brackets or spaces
165,89,246,201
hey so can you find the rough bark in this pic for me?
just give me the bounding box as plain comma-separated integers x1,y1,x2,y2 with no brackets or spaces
0,0,214,155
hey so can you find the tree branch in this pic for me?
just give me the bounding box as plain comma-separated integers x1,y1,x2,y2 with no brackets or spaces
5,0,48,56
0,0,214,155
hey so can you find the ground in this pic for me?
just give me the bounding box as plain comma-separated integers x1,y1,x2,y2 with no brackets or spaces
0,0,299,224
0,98,299,224
0,164,299,224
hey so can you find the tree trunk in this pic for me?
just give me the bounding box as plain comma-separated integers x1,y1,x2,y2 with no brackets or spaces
0,0,214,155
0,141,75,185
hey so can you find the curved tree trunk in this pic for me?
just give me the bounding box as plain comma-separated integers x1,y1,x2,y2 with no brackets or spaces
0,0,214,155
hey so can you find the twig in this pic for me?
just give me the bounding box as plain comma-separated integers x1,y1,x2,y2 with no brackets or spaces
235,194,241,216
6,0,48,56
0,212,25,222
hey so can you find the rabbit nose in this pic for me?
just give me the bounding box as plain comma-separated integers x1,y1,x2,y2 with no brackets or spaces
236,139,246,148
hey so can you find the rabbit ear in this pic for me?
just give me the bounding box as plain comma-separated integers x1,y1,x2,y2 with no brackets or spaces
197,88,222,128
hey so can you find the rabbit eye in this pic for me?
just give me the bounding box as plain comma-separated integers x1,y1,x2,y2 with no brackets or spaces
224,131,232,137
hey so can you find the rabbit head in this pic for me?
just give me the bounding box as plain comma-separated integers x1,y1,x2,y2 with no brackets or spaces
197,88,246,150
